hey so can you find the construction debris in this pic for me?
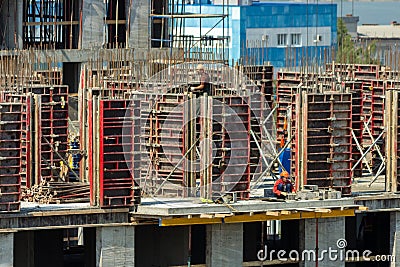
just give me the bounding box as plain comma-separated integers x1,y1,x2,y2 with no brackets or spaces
21,181,90,204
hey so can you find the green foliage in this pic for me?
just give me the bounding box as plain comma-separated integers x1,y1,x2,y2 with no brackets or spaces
336,18,379,64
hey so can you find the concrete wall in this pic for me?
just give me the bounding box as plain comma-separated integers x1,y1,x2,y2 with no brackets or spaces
81,0,148,49
299,217,345,267
81,0,106,48
34,230,64,267
135,225,190,266
0,0,23,49
390,212,400,266
96,226,135,267
181,3,336,66
14,231,34,267
206,223,243,267
0,232,14,267
127,0,149,49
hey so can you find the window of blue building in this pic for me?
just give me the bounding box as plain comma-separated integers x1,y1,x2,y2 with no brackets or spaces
277,34,287,46
291,34,301,46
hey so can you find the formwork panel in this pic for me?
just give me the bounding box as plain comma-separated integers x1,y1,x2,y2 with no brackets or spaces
19,85,69,182
301,93,353,195
276,71,301,146
98,100,135,208
397,91,400,190
346,82,363,177
212,96,251,199
0,103,24,212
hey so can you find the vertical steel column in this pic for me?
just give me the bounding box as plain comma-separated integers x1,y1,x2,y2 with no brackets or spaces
33,94,42,185
200,95,212,199
385,89,398,192
185,93,196,197
79,66,88,183
295,91,307,191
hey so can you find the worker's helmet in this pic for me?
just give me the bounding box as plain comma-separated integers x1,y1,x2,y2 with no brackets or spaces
196,64,205,71
280,171,289,178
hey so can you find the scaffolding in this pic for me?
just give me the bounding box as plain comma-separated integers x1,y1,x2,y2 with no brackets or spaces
150,0,229,62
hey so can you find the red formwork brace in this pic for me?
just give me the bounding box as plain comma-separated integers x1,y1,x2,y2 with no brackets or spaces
98,99,135,208
0,102,24,212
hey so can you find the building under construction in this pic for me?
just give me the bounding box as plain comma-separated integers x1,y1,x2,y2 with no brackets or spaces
0,0,400,267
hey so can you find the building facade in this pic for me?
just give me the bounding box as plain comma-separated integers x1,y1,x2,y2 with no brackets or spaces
178,1,337,68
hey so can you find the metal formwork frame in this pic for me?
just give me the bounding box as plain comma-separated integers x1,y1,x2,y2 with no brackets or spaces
0,103,24,211
98,100,135,208
346,81,367,177
276,71,301,145
148,94,187,196
295,92,353,195
19,85,69,183
212,95,252,199
2,93,34,187
33,86,69,182
88,96,96,205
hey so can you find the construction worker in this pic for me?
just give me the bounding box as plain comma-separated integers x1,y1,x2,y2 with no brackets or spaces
273,171,294,199
191,64,211,96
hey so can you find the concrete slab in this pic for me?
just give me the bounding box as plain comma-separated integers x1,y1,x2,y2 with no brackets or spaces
355,193,400,211
135,197,356,216
0,204,130,231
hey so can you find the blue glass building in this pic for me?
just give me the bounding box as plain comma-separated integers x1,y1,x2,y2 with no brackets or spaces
176,2,337,68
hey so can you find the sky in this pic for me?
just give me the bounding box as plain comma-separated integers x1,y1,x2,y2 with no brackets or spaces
334,1,400,25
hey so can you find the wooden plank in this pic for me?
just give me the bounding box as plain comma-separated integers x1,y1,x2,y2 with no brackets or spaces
280,210,292,215
200,214,214,219
159,217,222,226
314,208,331,213
23,21,79,26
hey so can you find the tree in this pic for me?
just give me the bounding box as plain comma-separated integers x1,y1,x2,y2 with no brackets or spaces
336,18,379,64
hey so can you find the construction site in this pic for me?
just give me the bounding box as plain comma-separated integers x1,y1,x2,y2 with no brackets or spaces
0,0,400,266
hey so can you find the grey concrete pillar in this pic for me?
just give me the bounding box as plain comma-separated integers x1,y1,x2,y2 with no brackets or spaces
96,226,135,267
206,223,243,267
126,0,149,49
81,0,106,48
16,0,23,49
390,211,400,266
299,217,345,267
135,225,190,266
0,0,16,49
14,231,34,267
0,232,14,267
34,229,64,267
